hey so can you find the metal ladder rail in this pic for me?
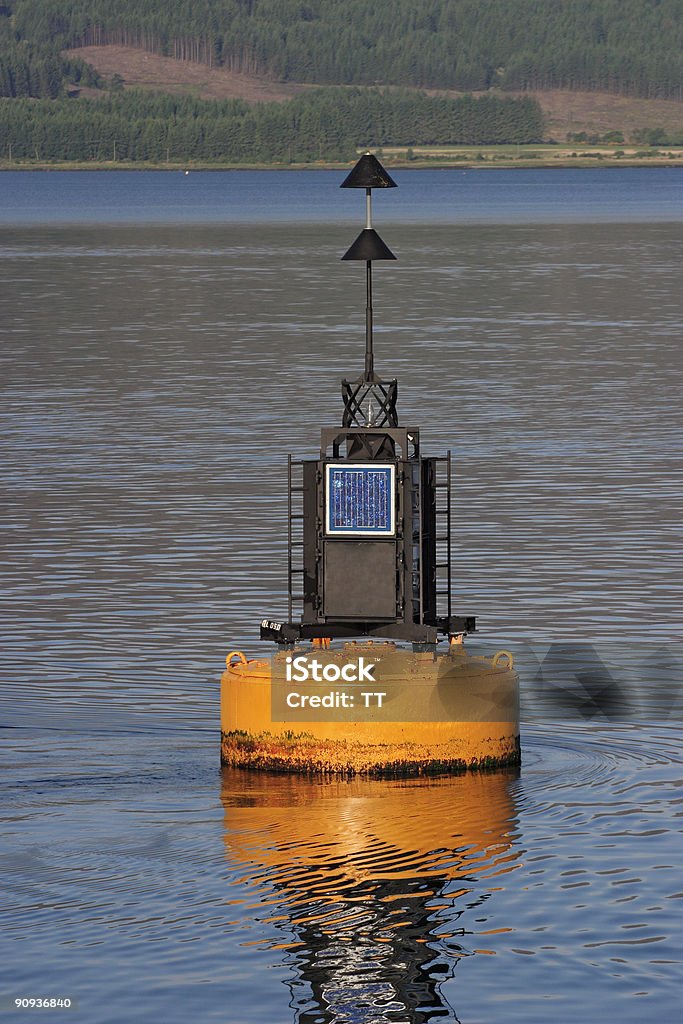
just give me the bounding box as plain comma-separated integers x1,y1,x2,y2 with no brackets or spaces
287,456,306,622
432,452,452,622
417,461,424,624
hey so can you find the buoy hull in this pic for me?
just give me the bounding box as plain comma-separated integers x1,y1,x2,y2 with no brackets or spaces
221,644,520,775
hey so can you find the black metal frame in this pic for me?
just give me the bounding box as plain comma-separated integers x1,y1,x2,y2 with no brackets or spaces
341,378,398,428
265,437,473,647
259,151,474,648
320,426,418,461
260,616,476,646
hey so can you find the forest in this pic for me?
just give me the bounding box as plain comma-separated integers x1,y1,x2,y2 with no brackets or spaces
1,1,682,162
4,0,683,99
0,89,545,163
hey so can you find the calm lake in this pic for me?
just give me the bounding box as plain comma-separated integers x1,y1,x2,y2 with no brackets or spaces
1,169,681,1023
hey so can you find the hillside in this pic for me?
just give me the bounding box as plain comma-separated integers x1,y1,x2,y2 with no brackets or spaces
70,46,312,103
3,2,683,164
4,0,683,100
74,44,683,143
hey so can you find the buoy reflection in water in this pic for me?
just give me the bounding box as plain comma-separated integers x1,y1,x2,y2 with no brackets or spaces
221,768,520,1022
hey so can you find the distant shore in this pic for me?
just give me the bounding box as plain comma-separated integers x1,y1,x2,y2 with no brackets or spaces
2,145,683,172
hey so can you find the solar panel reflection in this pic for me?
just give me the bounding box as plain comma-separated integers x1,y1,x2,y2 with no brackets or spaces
326,464,395,535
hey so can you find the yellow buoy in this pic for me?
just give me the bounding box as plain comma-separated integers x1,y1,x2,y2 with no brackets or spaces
221,642,519,775
220,154,522,775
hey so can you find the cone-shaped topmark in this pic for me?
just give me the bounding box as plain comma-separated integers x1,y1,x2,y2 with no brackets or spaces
342,228,397,261
340,153,398,189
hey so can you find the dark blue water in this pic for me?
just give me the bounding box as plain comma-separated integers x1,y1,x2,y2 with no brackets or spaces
1,171,681,1023
1,166,682,225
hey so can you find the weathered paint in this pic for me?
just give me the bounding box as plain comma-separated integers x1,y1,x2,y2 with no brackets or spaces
221,643,520,775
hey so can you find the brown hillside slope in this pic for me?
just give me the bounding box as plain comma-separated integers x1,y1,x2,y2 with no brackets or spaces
71,45,311,103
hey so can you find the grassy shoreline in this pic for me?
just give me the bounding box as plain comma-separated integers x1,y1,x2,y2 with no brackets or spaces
1,145,683,172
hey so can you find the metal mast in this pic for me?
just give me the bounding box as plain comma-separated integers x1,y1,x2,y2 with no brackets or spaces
341,152,397,382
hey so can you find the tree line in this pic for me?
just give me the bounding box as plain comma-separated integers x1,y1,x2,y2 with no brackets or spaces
0,88,545,163
4,0,683,100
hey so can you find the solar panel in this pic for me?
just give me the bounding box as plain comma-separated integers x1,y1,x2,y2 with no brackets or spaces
325,463,395,536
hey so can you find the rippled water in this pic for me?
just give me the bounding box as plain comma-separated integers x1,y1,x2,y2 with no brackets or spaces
3,726,679,1022
1,173,682,1022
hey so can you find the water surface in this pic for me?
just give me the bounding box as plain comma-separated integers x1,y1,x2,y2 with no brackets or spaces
1,174,681,1022
1,166,682,225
